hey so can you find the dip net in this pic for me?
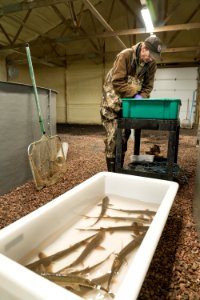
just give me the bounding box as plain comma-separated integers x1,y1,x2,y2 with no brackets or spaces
28,135,67,190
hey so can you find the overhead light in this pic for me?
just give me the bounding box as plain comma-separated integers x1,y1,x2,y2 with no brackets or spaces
141,6,154,34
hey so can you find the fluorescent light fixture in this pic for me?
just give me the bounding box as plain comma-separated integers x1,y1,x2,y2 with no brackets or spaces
141,6,154,34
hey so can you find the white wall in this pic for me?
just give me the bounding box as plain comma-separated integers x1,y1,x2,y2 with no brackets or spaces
151,67,198,125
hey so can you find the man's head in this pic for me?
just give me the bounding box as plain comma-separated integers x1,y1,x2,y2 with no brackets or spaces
140,35,162,63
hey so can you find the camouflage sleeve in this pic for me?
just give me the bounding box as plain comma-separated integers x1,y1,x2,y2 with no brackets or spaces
140,62,157,98
111,51,140,98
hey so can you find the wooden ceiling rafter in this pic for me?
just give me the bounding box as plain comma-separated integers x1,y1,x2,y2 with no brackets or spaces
0,22,13,44
82,0,127,49
107,0,115,23
119,0,143,27
0,0,199,67
164,46,200,53
67,0,78,29
88,10,102,50
162,1,182,26
51,4,72,32
52,5,98,50
78,25,101,55
100,0,115,50
0,21,200,52
76,2,85,28
50,5,79,48
7,48,63,67
44,22,200,42
161,0,169,44
52,3,100,54
18,45,199,64
167,2,200,46
124,4,133,47
6,14,41,36
11,9,32,45
0,0,68,16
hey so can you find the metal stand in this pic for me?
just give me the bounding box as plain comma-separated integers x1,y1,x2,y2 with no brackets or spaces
116,118,180,180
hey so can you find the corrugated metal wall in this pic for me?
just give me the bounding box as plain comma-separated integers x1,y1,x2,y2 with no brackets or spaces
0,81,57,195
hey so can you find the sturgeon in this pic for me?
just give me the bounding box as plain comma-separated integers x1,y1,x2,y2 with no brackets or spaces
40,272,109,293
108,207,156,216
107,232,146,290
26,233,96,271
91,196,110,226
59,229,106,272
84,214,151,224
77,224,149,234
63,253,112,275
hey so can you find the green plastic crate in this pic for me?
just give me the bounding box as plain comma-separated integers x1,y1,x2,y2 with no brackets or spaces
122,98,181,119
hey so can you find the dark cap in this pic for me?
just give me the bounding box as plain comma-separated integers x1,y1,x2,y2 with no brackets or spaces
144,35,162,60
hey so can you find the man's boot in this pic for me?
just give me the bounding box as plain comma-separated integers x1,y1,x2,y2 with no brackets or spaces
106,157,115,172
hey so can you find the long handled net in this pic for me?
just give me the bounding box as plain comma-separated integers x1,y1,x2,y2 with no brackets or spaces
26,44,67,190
28,135,67,190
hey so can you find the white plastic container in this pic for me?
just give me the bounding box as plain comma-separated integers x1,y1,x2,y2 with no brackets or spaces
130,154,155,163
0,172,178,300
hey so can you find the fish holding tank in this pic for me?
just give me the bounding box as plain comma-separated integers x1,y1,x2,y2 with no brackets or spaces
0,172,178,300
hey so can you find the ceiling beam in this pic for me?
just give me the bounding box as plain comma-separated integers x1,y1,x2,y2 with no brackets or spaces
164,47,200,53
162,2,182,25
0,22,200,52
43,22,200,43
82,0,127,49
167,2,200,45
0,23,12,44
8,46,200,68
88,10,101,50
0,0,68,16
12,10,32,45
15,46,200,62
119,0,143,27
67,0,78,28
52,4,100,54
8,49,63,67
6,15,41,36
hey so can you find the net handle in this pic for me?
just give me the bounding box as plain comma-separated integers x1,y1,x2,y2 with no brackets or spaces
25,43,46,135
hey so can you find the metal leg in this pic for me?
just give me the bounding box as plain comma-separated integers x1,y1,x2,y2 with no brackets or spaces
134,129,141,155
174,125,180,163
115,118,180,181
167,131,176,179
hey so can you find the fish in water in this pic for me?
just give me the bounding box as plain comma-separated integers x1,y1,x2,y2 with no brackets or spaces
26,233,96,272
107,232,146,290
92,272,111,286
91,196,110,226
58,229,106,272
77,223,149,234
63,252,112,276
108,207,156,216
83,214,151,224
40,272,109,294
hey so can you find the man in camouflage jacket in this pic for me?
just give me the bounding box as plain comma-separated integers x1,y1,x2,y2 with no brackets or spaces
100,35,162,171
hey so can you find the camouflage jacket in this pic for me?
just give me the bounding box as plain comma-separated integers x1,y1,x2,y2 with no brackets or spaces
101,43,157,120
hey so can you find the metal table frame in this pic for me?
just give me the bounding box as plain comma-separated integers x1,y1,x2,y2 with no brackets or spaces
116,118,180,180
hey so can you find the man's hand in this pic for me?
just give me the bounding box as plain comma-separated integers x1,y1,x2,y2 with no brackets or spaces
133,94,143,99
